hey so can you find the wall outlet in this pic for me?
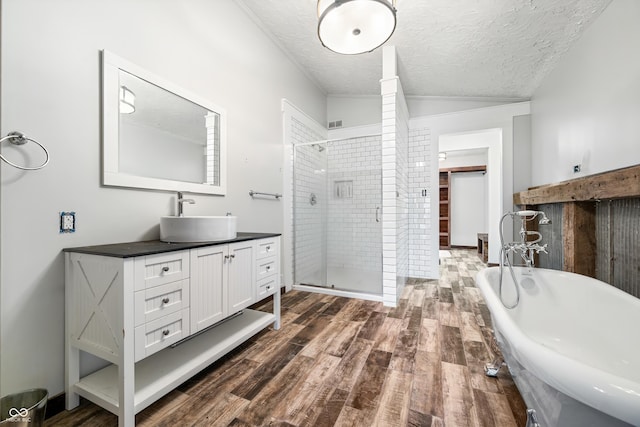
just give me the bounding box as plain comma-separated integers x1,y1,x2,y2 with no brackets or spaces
573,164,582,173
60,212,76,233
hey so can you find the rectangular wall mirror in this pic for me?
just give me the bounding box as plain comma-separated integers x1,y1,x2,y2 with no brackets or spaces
102,50,227,195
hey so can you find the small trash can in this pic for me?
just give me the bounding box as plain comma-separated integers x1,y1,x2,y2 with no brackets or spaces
0,389,48,427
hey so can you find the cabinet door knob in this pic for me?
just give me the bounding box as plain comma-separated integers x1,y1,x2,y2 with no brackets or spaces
161,266,170,273
162,329,170,336
266,265,271,271
162,297,170,304
266,246,271,251
229,254,235,259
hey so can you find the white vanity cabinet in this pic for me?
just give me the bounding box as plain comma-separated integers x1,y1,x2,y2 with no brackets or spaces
64,234,281,427
190,240,256,333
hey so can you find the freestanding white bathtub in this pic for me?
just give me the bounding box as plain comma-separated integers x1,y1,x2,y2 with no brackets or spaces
476,267,640,427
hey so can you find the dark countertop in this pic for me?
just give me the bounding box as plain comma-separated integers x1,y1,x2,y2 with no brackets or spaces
63,232,281,258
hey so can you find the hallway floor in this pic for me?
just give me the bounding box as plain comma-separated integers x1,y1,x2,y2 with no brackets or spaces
47,249,526,426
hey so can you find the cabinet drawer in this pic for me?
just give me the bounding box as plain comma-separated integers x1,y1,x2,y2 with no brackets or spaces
134,279,189,327
257,276,279,300
256,256,278,281
256,238,279,260
135,308,190,362
135,251,190,291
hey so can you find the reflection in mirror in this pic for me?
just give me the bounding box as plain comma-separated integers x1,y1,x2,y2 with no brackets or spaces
118,70,220,186
102,50,226,195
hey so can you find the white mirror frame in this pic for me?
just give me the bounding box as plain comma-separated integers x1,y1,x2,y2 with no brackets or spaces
102,50,227,195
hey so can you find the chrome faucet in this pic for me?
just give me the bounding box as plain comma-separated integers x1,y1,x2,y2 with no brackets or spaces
177,192,195,217
498,210,551,309
502,211,551,272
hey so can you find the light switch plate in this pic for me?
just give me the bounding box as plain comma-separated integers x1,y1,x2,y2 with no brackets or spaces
60,212,76,233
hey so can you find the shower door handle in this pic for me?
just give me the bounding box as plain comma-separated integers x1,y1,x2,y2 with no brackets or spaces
376,206,380,222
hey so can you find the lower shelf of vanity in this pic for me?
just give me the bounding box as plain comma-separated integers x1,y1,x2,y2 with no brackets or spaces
73,309,275,415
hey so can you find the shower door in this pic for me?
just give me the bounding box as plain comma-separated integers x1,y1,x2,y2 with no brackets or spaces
293,143,328,288
293,137,382,295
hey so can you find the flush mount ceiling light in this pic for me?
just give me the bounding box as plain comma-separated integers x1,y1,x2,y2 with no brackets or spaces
317,0,397,55
119,85,135,114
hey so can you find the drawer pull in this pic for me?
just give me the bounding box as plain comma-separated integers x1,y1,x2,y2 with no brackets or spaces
266,285,271,290
266,265,271,271
162,297,170,304
266,245,271,251
162,329,170,336
161,266,170,273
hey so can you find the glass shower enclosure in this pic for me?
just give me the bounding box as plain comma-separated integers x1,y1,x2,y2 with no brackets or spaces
293,136,382,296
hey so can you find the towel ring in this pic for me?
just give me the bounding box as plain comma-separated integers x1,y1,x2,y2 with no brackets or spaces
0,131,50,170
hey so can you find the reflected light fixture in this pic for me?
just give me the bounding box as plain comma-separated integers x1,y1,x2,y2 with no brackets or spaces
439,152,447,162
119,85,135,114
317,0,397,55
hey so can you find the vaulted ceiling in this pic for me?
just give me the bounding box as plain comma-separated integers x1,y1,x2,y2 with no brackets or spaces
237,0,611,98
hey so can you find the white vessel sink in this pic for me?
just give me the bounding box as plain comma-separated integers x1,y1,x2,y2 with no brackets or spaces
160,216,237,243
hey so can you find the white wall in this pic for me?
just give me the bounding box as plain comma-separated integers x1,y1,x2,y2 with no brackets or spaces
512,115,532,193
450,172,488,246
0,0,325,397
328,95,525,128
408,97,526,118
327,95,382,129
439,149,488,170
531,0,640,186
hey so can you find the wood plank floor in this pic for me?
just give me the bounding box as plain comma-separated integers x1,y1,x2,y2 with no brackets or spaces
47,249,526,426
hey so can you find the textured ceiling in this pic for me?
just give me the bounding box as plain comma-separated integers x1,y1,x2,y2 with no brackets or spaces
237,0,611,98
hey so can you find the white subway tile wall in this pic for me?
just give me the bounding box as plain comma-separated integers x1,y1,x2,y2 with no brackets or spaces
381,90,398,305
395,88,410,293
408,127,433,278
381,77,413,305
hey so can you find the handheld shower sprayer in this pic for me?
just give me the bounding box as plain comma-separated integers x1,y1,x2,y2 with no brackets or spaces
514,210,537,217
513,210,552,225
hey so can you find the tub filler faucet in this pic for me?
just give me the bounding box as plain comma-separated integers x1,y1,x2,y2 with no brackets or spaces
502,210,551,274
177,192,195,217
497,210,552,309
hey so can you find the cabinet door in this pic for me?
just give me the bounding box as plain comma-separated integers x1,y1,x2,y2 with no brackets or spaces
190,246,227,332
227,241,256,313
